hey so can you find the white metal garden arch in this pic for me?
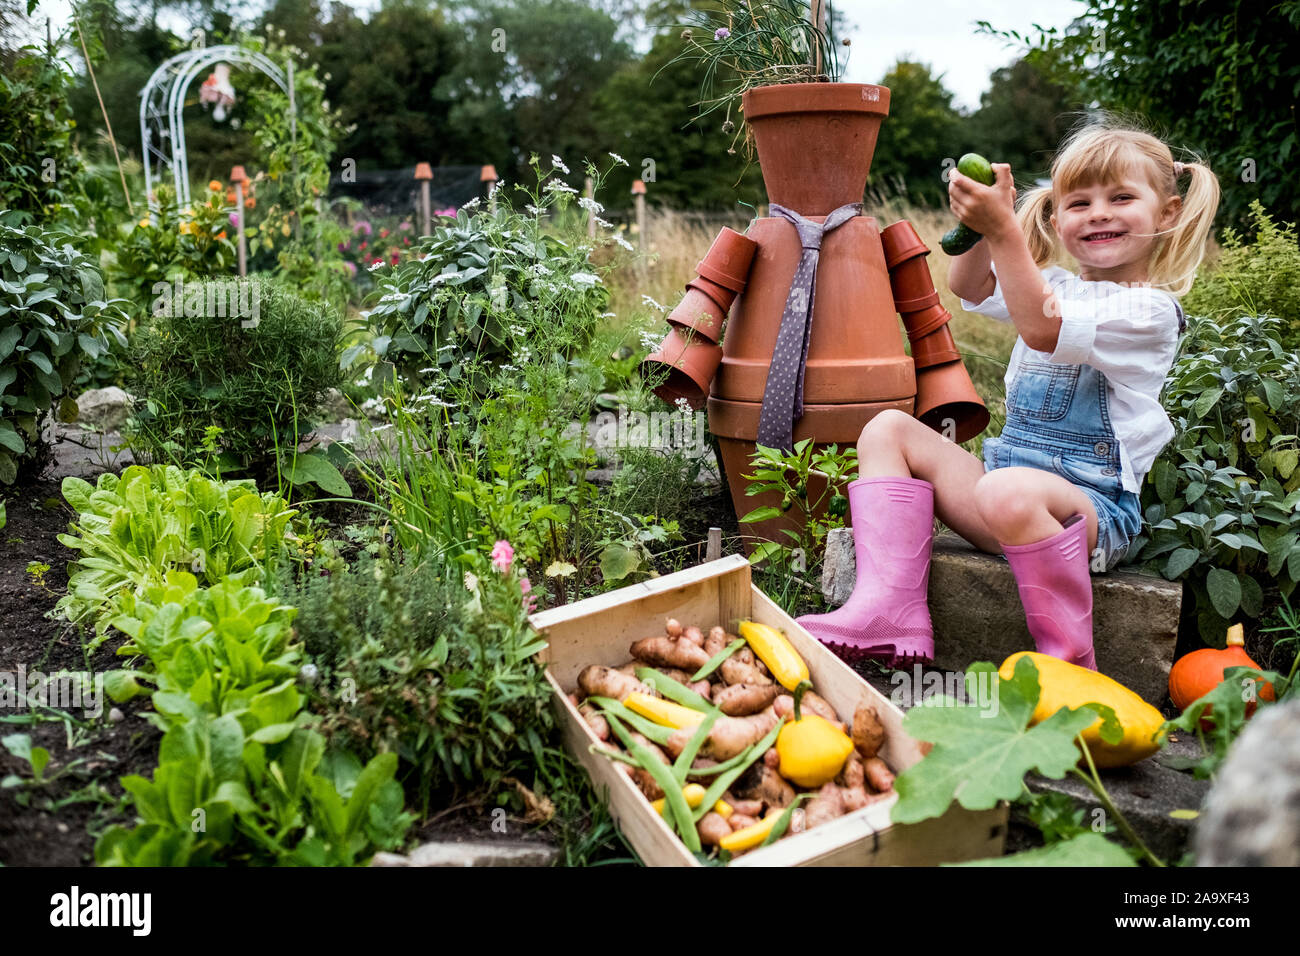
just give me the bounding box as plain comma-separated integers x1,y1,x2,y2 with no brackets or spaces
138,45,289,214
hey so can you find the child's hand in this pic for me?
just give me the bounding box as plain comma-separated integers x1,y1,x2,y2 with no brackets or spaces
949,163,1018,242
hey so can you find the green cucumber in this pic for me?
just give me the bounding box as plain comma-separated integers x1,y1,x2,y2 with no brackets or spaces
942,152,997,256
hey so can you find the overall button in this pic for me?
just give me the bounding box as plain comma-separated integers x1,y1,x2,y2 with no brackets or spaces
1102,466,1117,476
1094,441,1110,456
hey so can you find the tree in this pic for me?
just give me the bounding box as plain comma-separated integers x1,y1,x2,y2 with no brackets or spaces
868,60,964,208
965,55,1085,184
978,0,1300,235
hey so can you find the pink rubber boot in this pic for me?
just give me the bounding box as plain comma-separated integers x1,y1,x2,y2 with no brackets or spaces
796,476,935,667
1000,513,1098,670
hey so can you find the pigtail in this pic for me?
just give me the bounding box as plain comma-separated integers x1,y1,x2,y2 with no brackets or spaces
1149,160,1222,297
1015,185,1059,268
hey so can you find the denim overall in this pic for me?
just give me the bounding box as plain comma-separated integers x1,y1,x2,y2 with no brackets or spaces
982,357,1144,574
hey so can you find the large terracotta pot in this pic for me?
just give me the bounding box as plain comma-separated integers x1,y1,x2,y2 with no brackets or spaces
708,213,916,552
741,82,890,216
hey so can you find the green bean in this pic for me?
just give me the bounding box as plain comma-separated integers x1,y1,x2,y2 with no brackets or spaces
759,793,810,847
690,638,746,682
635,667,715,713
586,696,674,746
692,718,786,823
607,713,701,853
672,710,720,786
588,744,638,767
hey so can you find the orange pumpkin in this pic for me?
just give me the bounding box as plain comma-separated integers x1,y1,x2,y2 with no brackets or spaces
1169,624,1276,724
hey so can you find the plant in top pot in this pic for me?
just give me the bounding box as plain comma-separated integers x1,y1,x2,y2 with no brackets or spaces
640,0,988,556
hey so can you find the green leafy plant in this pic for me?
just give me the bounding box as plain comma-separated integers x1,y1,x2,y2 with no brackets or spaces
893,658,1164,866
94,573,410,866
1183,201,1300,349
54,465,301,643
279,541,554,816
1,222,129,484
0,43,79,227
666,0,846,159
739,439,857,609
125,275,345,484
1132,311,1300,642
352,154,617,404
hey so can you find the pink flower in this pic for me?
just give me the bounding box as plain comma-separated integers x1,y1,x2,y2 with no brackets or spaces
520,576,537,613
229,212,240,228
714,27,730,40
490,540,514,573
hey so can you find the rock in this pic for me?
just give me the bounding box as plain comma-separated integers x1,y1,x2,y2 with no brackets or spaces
108,707,124,723
1195,699,1300,866
369,840,559,867
74,387,134,432
821,527,857,607
320,388,353,420
819,530,1182,703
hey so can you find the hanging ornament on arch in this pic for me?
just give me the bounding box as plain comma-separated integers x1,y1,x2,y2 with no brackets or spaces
199,63,237,122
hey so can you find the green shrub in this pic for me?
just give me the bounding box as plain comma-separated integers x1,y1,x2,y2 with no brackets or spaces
1134,312,1300,643
0,222,128,484
1183,201,1300,350
280,543,554,814
351,155,618,404
0,47,79,226
126,276,343,480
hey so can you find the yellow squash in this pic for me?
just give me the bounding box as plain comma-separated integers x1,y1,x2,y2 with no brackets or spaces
998,651,1167,768
718,811,785,853
652,784,731,818
624,692,705,729
738,620,809,691
775,683,854,788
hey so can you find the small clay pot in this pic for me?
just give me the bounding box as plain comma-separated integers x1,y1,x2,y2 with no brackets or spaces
695,227,758,292
910,323,962,369
880,220,930,270
912,359,990,444
639,326,723,411
667,288,726,344
686,275,738,313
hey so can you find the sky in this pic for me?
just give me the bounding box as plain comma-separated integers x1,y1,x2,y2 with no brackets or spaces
20,0,1087,113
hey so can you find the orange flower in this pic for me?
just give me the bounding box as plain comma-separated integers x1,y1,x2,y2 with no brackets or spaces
244,196,256,209
226,190,236,204
217,230,227,240
208,180,222,192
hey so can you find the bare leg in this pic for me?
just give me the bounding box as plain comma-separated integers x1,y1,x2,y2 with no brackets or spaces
972,466,1101,555
856,409,1005,555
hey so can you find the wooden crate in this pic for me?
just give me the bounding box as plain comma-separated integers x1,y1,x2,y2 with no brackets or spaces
530,554,1006,866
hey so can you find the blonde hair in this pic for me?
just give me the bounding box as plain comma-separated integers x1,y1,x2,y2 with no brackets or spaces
1016,113,1221,297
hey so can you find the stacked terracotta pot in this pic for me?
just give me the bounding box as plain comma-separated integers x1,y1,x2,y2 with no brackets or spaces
641,81,988,552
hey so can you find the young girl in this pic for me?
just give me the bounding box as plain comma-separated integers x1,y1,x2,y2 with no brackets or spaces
797,118,1221,672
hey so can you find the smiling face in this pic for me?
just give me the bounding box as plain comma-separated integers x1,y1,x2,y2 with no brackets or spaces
1050,169,1181,284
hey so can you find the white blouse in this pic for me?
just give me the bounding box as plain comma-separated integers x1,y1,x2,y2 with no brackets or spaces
959,262,1185,495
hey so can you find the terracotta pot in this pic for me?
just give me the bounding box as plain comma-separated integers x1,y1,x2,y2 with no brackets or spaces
742,83,890,216
667,288,726,344
639,326,723,411
709,397,914,555
911,359,989,443
686,275,738,313
711,215,914,404
695,227,758,292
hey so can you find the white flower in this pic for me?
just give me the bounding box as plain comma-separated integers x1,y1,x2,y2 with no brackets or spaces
578,196,604,214
437,344,456,352
641,294,666,312
530,262,553,276
551,155,570,174
461,197,481,210
544,179,578,195
594,216,613,230
639,330,661,351
570,271,601,287
418,367,436,374
510,325,528,336
368,260,387,272
674,396,692,414
608,152,629,167
614,235,635,252
526,204,542,216
600,311,617,318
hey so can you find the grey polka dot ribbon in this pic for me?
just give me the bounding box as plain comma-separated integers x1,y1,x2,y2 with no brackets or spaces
756,201,864,452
